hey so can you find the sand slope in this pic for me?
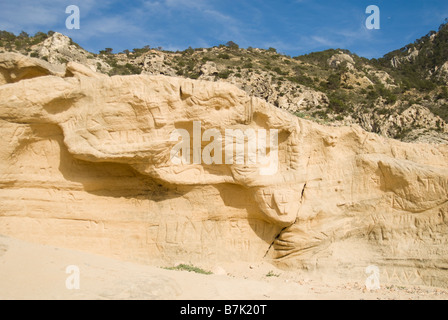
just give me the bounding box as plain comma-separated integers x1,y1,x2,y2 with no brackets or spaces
0,235,447,300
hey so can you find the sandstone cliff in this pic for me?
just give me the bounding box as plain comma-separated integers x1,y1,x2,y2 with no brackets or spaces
3,30,448,144
0,53,447,287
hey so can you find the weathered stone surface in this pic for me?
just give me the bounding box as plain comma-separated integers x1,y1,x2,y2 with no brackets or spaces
0,52,64,85
139,51,177,77
391,48,419,68
328,52,355,68
31,32,110,73
357,104,448,144
0,53,447,286
436,61,448,83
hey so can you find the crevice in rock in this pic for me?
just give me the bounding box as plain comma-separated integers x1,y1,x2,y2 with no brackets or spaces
264,226,287,258
300,182,307,202
264,182,308,258
295,181,307,223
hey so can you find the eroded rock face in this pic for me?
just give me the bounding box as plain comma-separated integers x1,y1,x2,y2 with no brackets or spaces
31,32,110,73
391,48,419,68
1,53,448,286
436,61,448,83
357,104,448,144
328,52,355,68
0,52,64,85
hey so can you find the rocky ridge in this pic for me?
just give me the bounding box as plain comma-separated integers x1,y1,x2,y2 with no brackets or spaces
1,27,447,144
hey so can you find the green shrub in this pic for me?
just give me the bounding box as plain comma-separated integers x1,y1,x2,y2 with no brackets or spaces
294,111,307,118
273,66,288,76
328,96,346,113
367,89,379,100
266,270,280,277
437,87,448,100
326,73,342,90
164,264,212,275
108,63,142,76
187,72,200,79
125,63,142,74
375,107,390,115
226,41,239,50
428,104,448,122
217,53,230,60
313,110,329,119
372,84,398,104
217,70,232,79
0,30,16,41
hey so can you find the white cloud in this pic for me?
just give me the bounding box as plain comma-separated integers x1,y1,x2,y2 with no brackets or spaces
0,0,108,34
309,36,338,47
0,0,61,32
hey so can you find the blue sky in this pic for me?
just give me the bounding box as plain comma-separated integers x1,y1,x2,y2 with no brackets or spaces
0,0,447,58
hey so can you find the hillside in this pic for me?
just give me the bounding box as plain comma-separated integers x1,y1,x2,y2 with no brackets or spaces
1,23,447,143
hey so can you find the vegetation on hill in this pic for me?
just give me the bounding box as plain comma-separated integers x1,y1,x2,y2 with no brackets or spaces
0,21,447,143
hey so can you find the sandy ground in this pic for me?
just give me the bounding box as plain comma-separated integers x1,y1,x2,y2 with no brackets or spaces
0,235,447,300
